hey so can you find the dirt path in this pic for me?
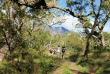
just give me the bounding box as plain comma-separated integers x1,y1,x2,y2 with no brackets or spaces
50,51,89,74
50,59,83,74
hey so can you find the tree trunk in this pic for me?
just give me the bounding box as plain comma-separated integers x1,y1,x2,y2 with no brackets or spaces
84,22,97,60
84,37,90,60
8,1,13,20
101,31,105,46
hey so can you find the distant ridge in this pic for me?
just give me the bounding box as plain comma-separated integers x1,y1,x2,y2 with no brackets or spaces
44,26,69,35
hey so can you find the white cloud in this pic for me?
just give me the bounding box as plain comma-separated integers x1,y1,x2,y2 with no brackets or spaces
103,26,110,33
61,15,79,31
61,15,86,33
54,15,110,33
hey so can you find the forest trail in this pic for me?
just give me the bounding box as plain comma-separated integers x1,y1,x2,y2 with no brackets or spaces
50,51,88,74
50,60,82,74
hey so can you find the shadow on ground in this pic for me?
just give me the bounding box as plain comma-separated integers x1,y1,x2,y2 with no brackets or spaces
69,69,83,74
67,54,79,62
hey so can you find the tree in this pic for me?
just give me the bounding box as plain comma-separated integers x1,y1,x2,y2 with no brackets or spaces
9,0,110,59
0,0,67,73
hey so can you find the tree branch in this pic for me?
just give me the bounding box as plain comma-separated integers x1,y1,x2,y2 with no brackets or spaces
10,0,91,21
97,0,103,16
100,16,109,31
91,0,96,16
52,6,91,21
2,30,11,51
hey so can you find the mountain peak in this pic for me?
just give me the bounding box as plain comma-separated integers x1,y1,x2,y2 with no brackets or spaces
44,26,69,35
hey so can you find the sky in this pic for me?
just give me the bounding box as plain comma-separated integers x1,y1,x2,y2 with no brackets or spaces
53,0,110,33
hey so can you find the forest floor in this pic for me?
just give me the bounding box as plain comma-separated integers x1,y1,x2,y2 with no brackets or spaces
50,60,82,74
50,51,89,74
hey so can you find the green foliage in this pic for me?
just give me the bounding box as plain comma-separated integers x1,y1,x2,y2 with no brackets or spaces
103,0,110,10
83,21,92,28
77,45,110,74
104,32,110,40
0,0,110,73
66,0,73,7
0,48,54,73
0,0,54,73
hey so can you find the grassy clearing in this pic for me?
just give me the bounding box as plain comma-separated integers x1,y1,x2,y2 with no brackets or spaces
50,50,89,74
50,60,72,74
50,59,89,74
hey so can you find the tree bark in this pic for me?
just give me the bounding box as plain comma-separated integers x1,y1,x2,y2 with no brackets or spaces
8,1,13,20
84,37,90,60
100,31,105,46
